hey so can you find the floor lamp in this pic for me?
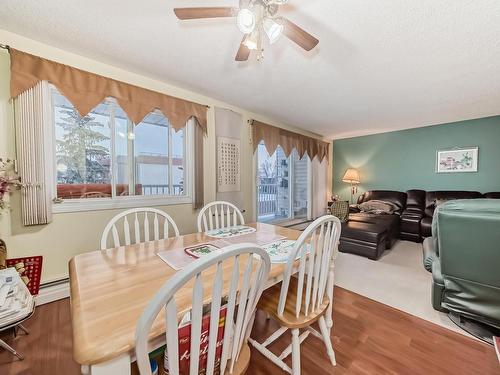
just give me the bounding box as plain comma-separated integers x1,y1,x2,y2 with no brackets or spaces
342,168,360,204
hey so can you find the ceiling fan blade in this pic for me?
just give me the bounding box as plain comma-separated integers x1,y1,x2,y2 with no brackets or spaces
235,37,251,61
174,7,238,20
282,18,319,51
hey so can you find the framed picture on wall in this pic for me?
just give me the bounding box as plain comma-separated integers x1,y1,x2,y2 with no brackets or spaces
436,147,478,173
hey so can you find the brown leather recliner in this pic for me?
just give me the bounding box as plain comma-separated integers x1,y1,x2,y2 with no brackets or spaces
400,189,426,242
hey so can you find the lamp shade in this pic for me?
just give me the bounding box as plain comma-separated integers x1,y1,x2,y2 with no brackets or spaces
342,168,360,184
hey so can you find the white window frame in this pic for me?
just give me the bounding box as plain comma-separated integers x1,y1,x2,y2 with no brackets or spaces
45,84,194,213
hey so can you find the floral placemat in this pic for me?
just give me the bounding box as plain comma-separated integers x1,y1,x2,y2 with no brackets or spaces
262,240,300,264
184,243,221,258
205,225,256,238
158,240,227,270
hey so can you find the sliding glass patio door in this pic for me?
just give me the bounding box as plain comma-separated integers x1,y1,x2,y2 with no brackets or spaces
256,142,310,223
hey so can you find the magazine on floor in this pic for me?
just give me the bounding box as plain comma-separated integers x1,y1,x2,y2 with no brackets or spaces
164,303,228,375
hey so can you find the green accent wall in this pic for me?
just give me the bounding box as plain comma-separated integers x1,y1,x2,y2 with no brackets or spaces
333,116,500,201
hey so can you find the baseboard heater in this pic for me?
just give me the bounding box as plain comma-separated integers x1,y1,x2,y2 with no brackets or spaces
35,277,70,306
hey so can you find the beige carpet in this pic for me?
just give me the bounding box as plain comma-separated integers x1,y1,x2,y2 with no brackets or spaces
334,240,467,336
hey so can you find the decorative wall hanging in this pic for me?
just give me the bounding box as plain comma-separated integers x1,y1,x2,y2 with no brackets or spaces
436,147,478,173
215,108,244,208
217,136,241,192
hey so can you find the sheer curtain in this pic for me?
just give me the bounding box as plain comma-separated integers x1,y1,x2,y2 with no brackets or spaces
193,117,206,209
14,81,53,225
311,156,328,219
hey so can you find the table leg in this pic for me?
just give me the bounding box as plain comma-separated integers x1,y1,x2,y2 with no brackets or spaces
86,354,131,375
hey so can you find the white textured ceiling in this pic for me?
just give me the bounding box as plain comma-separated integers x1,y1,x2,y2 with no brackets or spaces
1,0,499,139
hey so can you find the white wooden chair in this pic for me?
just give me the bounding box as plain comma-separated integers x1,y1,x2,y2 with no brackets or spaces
135,243,271,375
100,208,180,250
197,201,245,232
248,215,342,375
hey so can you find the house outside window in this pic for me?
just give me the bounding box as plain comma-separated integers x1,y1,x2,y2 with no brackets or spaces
50,86,193,212
256,141,311,223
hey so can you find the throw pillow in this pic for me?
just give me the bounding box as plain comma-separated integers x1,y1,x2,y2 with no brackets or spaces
358,200,400,215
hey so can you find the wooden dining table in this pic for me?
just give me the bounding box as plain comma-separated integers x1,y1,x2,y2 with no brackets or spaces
69,222,306,375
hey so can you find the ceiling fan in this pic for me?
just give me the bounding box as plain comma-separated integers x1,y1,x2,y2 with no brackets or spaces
173,0,319,61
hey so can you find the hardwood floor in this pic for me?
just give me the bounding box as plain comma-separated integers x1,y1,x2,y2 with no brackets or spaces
0,287,498,374
0,293,77,375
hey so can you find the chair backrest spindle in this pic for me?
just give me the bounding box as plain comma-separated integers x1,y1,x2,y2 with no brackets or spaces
277,215,341,319
134,213,141,243
143,213,150,242
197,201,245,232
135,244,271,375
100,208,180,250
123,216,131,245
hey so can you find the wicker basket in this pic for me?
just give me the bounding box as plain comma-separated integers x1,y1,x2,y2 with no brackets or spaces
329,201,349,222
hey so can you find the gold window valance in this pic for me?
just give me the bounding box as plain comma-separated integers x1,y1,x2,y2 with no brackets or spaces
252,120,329,162
9,49,208,131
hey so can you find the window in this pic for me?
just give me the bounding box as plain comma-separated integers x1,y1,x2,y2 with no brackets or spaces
51,86,193,212
256,142,311,223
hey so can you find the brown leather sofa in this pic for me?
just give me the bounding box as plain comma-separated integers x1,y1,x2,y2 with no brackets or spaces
338,189,500,260
484,192,500,199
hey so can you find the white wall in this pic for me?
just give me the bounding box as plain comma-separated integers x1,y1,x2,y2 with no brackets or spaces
0,29,332,283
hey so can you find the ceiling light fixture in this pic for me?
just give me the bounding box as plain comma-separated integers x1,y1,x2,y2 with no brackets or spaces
174,1,320,62
263,17,284,44
236,8,256,34
243,29,260,50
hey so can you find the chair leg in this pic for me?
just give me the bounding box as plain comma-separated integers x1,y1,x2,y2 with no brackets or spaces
17,324,30,335
279,331,310,360
326,268,335,330
291,329,301,375
0,338,24,361
318,316,336,366
248,337,292,374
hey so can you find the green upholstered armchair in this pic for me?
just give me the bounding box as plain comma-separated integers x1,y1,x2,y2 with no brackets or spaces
423,199,500,328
